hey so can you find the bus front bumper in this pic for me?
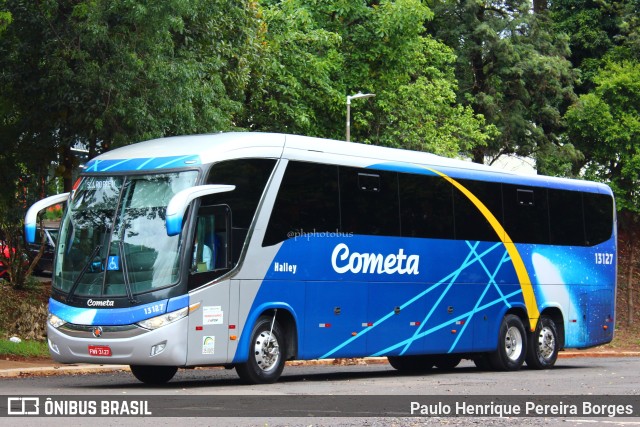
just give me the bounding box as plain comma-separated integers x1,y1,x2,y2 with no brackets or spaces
47,316,189,366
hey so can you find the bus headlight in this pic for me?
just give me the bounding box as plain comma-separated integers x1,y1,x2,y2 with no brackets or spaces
136,307,189,330
48,313,67,329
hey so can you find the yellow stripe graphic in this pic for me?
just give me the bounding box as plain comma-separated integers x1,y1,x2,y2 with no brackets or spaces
427,168,540,331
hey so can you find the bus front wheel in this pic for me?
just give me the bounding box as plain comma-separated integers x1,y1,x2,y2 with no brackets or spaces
129,365,178,385
526,316,559,369
236,315,285,384
488,314,527,371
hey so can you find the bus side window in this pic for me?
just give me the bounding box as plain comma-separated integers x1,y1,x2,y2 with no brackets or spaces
263,162,340,246
502,185,550,244
339,167,400,236
191,205,231,274
193,215,215,273
583,192,614,246
548,189,585,246
399,173,454,239
453,179,503,242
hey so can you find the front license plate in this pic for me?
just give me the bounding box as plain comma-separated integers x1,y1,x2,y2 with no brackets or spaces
88,345,112,357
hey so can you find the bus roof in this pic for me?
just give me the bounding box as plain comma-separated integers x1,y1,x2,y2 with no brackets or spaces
84,132,612,195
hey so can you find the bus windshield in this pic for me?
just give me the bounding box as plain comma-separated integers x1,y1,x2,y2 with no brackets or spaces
53,171,198,298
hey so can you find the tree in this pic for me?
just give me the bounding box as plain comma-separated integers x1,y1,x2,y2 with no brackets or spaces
0,0,261,288
550,0,639,93
238,1,345,137
0,5,9,34
428,0,577,169
0,0,259,194
243,0,492,156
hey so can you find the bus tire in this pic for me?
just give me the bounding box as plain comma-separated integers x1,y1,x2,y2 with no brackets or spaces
387,355,434,372
526,316,559,369
129,365,177,385
236,315,285,384
488,314,527,371
433,355,462,371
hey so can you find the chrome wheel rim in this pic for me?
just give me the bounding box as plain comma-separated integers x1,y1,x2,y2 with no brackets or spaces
505,325,523,361
537,326,556,360
254,330,280,372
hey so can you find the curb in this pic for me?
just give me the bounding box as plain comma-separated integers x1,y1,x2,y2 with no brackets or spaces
558,351,640,359
0,364,130,378
1,352,638,378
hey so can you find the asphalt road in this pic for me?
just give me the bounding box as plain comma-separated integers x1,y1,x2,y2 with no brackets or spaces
2,357,640,426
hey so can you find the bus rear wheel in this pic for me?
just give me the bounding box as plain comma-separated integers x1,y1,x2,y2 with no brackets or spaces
526,316,559,369
236,315,285,384
387,355,434,372
129,365,178,385
488,314,527,371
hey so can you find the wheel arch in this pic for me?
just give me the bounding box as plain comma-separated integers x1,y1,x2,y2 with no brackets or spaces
504,306,529,331
486,304,528,351
233,302,299,363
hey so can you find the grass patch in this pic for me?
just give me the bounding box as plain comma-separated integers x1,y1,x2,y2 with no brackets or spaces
0,339,49,358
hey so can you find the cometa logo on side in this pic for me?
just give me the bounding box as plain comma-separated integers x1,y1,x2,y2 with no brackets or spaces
331,243,420,275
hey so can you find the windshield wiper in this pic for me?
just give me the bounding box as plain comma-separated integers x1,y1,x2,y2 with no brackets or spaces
67,244,102,303
118,240,137,304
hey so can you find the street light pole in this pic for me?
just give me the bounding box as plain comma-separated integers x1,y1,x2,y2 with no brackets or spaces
346,92,375,142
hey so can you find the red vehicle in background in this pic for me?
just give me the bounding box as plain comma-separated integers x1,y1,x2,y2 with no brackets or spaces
0,241,12,279
0,240,31,280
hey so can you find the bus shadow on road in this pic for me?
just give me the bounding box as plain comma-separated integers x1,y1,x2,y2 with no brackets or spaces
73,361,588,391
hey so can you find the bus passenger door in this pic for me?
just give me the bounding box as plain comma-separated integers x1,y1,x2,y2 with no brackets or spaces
186,281,231,365
185,205,233,365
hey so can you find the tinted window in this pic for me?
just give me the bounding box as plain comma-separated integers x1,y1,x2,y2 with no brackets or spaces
399,173,454,239
548,189,585,246
205,159,276,229
263,162,340,246
502,185,550,244
453,179,503,242
188,204,232,290
339,167,400,236
583,193,614,245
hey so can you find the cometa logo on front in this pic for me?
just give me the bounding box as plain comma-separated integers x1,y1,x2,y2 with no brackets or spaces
87,299,115,307
331,243,420,275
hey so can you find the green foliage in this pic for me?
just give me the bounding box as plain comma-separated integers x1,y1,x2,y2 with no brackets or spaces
0,0,260,194
0,340,49,356
565,61,640,213
43,204,64,221
239,1,345,136
429,0,577,166
551,0,639,92
0,0,638,224
243,0,490,155
550,0,619,87
0,10,10,34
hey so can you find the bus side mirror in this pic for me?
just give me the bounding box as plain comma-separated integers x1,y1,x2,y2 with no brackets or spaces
165,185,235,236
24,193,70,243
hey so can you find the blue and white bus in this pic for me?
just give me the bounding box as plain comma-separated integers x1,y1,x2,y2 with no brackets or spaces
26,132,616,384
